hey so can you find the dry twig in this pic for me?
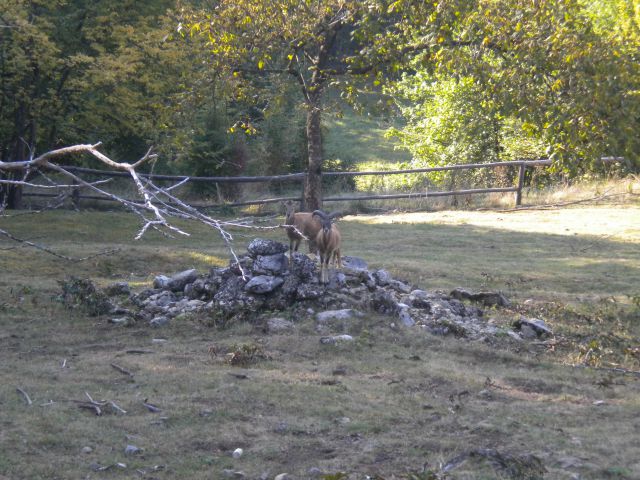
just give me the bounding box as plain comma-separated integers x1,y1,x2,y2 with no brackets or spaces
142,399,162,413
16,387,33,405
0,142,296,267
110,363,133,377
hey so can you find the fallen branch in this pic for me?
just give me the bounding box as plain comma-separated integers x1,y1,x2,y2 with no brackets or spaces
0,228,120,261
110,363,133,377
16,387,33,405
0,143,273,265
74,391,127,416
76,402,102,416
142,399,162,413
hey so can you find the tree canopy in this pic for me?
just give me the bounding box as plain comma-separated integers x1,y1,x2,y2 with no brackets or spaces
1,0,638,209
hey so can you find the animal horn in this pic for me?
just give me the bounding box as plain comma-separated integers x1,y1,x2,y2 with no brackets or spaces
312,210,328,220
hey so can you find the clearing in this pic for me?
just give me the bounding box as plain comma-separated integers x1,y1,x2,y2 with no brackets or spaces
1,203,639,479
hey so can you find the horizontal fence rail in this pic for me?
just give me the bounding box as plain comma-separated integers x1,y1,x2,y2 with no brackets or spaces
22,157,625,209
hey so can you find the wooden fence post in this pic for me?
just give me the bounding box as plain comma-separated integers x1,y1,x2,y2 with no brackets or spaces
71,179,80,209
515,162,526,207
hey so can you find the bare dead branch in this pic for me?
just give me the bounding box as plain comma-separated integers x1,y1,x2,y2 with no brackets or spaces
76,402,102,416
0,178,111,189
74,391,126,415
110,363,133,377
16,387,33,405
0,142,303,265
142,399,162,413
109,401,127,414
0,228,120,261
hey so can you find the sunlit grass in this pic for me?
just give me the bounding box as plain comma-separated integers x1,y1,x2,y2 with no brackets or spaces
347,206,640,241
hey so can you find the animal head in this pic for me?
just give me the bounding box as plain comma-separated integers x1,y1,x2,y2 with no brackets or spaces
312,210,340,233
284,200,297,221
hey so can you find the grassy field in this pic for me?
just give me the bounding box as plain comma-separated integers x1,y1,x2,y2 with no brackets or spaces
1,197,639,479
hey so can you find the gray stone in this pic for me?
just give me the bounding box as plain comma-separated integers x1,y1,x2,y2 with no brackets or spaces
166,269,199,292
267,317,295,333
82,446,93,454
290,252,317,280
371,288,398,314
450,287,510,307
149,316,170,327
274,474,290,480
247,238,288,257
104,282,131,296
514,317,553,337
341,256,368,271
320,334,354,344
296,283,322,300
398,307,415,327
253,253,288,275
407,290,433,310
153,275,171,290
328,271,347,289
109,317,132,326
244,275,284,294
316,309,359,323
373,269,392,286
146,291,177,307
335,416,351,425
389,279,412,294
520,324,538,339
507,330,523,341
124,445,142,455
222,470,246,479
307,467,324,477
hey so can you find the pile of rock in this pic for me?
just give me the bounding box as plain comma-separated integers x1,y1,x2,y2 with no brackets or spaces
106,238,551,341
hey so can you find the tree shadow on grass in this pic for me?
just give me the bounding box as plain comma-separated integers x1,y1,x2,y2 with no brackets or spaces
341,220,640,300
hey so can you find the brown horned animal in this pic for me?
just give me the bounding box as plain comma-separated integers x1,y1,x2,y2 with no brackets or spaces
312,210,342,284
283,200,322,267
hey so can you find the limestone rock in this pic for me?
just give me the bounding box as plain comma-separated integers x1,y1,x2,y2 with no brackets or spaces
244,275,284,294
513,317,553,337
247,238,288,257
153,275,171,290
149,316,170,327
342,255,368,271
316,309,359,323
450,287,510,307
266,317,295,333
104,282,131,296
320,334,354,344
253,253,288,275
373,269,392,286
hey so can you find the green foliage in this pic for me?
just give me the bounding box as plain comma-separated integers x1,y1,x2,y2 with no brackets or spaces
372,0,640,174
353,160,431,192
55,276,112,316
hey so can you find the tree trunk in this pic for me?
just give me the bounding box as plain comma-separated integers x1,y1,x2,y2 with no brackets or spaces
304,95,323,211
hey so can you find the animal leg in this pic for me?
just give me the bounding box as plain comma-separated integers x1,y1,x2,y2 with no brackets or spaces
335,248,342,268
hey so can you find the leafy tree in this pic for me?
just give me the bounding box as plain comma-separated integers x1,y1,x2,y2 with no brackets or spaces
375,0,640,173
179,0,393,210
0,0,209,207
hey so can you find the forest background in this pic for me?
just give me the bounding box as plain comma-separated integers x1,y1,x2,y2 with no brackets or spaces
1,0,638,210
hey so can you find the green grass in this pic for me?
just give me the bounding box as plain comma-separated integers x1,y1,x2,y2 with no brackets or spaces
1,203,640,479
323,105,411,167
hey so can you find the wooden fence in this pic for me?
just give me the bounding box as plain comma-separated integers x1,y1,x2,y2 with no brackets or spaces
23,157,624,209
